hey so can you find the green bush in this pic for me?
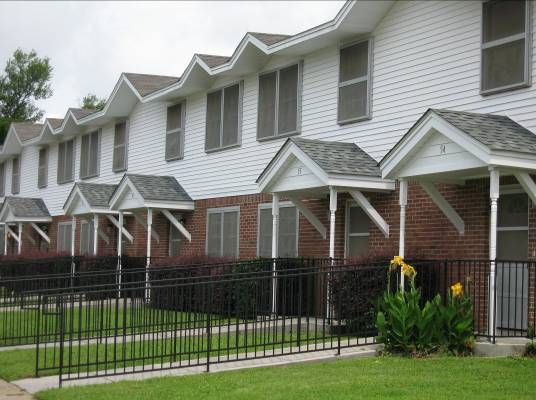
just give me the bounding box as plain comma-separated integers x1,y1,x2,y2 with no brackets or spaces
524,325,536,357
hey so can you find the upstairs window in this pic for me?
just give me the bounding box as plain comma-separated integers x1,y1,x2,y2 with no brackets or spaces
257,62,302,140
38,147,48,189
338,39,372,124
0,163,5,197
206,207,239,258
205,82,242,152
80,130,100,179
482,0,531,94
113,121,128,172
57,139,75,184
11,156,20,195
165,103,185,161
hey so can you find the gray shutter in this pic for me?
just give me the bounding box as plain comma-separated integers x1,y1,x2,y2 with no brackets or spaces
65,139,74,182
257,72,277,139
277,64,299,135
207,212,222,256
222,211,239,257
222,84,240,147
205,90,222,150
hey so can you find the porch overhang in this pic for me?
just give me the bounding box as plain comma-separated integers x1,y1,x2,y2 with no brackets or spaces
63,182,119,216
0,197,52,224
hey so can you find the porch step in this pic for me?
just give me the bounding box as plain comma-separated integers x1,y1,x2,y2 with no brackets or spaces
474,338,528,357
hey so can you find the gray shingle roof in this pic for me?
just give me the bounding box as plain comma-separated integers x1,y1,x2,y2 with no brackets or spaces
249,32,291,45
197,54,231,68
431,109,536,154
70,108,96,120
12,122,43,141
1,197,50,219
124,73,180,97
126,174,192,202
76,183,117,208
47,118,64,129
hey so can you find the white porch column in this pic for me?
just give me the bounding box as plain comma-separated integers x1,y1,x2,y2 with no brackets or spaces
71,217,76,257
271,194,280,314
4,224,7,255
17,223,22,255
145,208,153,302
489,168,500,338
398,179,408,290
329,187,337,260
93,214,99,256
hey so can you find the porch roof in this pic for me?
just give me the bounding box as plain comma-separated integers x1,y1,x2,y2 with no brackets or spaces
380,109,536,180
0,197,52,223
257,137,394,194
63,182,118,216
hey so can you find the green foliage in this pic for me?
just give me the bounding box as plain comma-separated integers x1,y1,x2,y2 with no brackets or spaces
376,279,474,356
81,93,106,111
525,324,536,357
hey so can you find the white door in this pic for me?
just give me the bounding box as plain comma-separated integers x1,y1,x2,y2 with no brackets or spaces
496,193,529,331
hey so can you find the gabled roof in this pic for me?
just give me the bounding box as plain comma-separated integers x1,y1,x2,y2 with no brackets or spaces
196,54,231,68
69,107,96,120
249,32,291,45
47,118,64,129
63,182,118,215
11,122,43,142
123,73,180,97
0,197,52,223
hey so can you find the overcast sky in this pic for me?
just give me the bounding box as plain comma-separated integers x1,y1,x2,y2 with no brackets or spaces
0,1,343,119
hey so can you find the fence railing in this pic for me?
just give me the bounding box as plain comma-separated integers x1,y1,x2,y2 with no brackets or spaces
33,260,386,385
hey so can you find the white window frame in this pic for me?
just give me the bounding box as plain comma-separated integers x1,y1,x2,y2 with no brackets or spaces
113,120,129,172
344,200,371,258
256,60,303,141
205,81,243,153
337,37,373,125
38,147,48,189
0,162,4,197
11,156,20,195
80,129,101,180
256,202,299,257
480,0,532,95
165,101,186,161
205,206,240,257
57,221,73,254
57,138,75,185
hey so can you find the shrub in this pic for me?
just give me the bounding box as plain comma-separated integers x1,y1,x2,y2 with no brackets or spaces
525,324,536,357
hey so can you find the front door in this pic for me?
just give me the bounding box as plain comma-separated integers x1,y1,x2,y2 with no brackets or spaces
496,192,529,331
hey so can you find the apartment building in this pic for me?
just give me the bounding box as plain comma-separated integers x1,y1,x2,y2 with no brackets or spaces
0,0,535,272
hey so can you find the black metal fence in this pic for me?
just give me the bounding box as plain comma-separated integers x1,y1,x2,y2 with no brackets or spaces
33,260,386,385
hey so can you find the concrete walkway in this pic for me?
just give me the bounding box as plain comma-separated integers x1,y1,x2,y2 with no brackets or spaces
13,343,379,394
0,379,34,400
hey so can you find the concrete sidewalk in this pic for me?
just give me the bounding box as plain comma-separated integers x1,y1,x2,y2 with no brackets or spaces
0,379,34,400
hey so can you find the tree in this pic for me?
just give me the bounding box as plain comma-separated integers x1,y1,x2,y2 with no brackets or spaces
81,93,106,111
0,49,53,141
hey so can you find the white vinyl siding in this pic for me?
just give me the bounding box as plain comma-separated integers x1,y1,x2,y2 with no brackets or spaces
80,130,100,179
257,203,298,258
206,207,239,257
169,223,182,256
79,220,94,255
257,62,302,140
205,82,243,152
338,39,373,123
38,147,48,189
481,0,531,94
0,163,5,197
165,103,185,161
11,157,20,195
57,222,73,254
113,121,128,172
345,203,370,258
57,139,75,184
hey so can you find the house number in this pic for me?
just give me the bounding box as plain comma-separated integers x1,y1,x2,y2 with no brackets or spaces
440,144,446,154
297,167,303,175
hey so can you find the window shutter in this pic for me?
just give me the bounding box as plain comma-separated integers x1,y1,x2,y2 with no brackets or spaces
257,72,277,139
205,91,222,150
38,148,48,188
277,64,299,135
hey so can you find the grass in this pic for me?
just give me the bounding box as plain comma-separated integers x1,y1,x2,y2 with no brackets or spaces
35,356,536,400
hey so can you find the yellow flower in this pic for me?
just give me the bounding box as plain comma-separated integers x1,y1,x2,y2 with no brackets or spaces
401,263,416,279
451,282,463,298
390,256,404,271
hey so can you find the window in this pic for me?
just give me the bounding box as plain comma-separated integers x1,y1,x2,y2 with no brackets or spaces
0,163,5,197
169,224,182,256
57,139,75,184
338,39,372,124
165,103,185,161
11,157,20,195
113,121,128,172
205,82,242,152
38,147,48,188
257,204,298,258
80,130,100,179
345,204,370,258
257,62,302,140
206,207,239,257
481,0,531,94
79,220,94,255
57,222,73,254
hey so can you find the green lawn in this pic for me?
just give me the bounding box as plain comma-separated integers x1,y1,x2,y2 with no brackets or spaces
35,357,536,400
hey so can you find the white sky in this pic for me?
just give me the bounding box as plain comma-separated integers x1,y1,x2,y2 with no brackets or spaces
0,1,343,119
